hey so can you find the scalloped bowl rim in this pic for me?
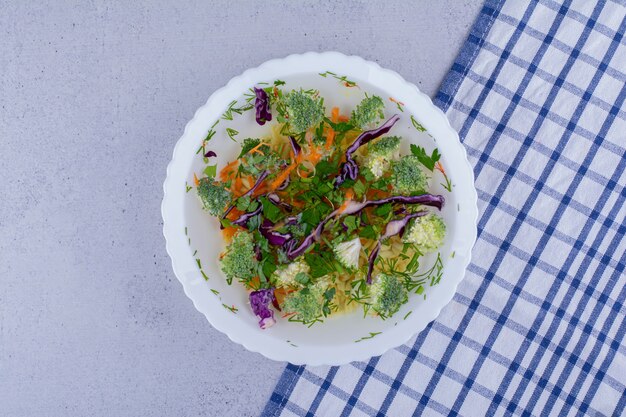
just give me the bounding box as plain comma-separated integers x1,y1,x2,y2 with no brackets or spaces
162,51,478,365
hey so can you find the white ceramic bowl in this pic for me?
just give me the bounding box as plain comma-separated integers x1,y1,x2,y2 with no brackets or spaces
162,52,477,365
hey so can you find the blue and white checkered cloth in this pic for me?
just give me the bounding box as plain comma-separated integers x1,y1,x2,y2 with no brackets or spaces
261,0,626,415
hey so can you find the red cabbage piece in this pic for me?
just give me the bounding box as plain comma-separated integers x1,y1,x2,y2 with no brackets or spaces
204,150,217,158
254,87,272,125
231,205,262,227
249,288,276,329
286,220,327,259
222,170,270,219
276,175,290,190
243,170,270,198
288,136,301,158
336,194,444,216
286,193,443,260
268,193,293,212
366,243,381,285
335,114,400,187
260,219,292,246
366,211,427,283
283,216,299,226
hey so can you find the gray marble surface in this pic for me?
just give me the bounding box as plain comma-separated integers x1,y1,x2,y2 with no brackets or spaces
0,1,482,416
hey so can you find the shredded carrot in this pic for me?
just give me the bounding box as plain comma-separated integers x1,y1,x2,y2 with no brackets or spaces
389,97,405,106
252,182,271,197
221,226,239,241
325,108,340,150
337,202,349,214
233,176,244,194
331,107,348,125
324,129,335,151
225,207,244,221
366,188,387,200
308,149,322,164
193,173,200,187
223,159,239,172
249,142,265,155
266,142,308,192
220,160,239,181
435,161,446,175
248,276,261,289
305,134,323,164
298,159,316,179
289,199,305,208
274,287,288,306
232,175,263,197
270,164,297,190
336,189,355,213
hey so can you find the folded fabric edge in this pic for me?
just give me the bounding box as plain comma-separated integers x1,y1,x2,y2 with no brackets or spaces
259,1,505,416
261,364,305,417
434,0,505,113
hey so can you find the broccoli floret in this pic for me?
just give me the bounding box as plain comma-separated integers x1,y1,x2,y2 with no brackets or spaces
287,222,307,238
271,259,310,288
402,213,446,252
284,90,324,134
365,136,401,178
370,273,408,318
238,138,261,158
333,237,362,271
282,284,326,324
369,135,401,155
197,177,231,216
392,155,431,195
220,231,256,284
351,95,385,129
240,146,285,177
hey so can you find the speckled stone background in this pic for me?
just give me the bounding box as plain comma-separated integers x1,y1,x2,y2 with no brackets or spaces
0,1,482,416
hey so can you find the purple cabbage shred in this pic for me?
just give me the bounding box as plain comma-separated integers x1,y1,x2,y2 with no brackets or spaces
254,87,272,125
249,288,276,329
276,175,290,190
288,136,301,158
366,211,427,283
260,219,292,246
286,194,443,260
231,205,261,228
335,114,400,187
268,193,293,212
222,170,270,219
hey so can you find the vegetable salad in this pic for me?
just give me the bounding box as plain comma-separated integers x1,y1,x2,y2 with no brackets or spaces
196,81,447,328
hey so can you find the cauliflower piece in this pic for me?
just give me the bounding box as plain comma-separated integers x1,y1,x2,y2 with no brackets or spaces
333,237,362,271
364,136,401,178
402,213,446,252
271,259,310,289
